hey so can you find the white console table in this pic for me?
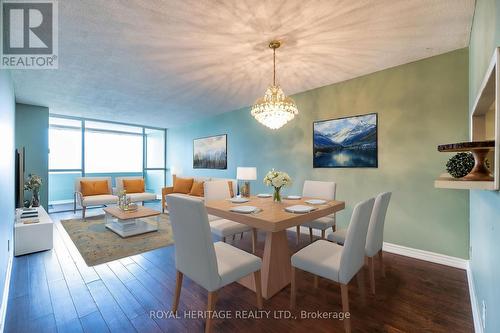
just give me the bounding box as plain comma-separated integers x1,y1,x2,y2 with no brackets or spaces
14,206,54,256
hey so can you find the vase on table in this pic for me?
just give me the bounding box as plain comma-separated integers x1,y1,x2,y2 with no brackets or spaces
30,189,40,207
273,187,282,203
264,169,291,203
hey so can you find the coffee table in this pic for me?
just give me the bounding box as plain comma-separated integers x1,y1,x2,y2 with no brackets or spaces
103,206,161,238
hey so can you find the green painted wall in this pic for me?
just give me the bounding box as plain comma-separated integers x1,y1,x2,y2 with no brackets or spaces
15,103,49,208
468,0,500,332
0,70,15,311
168,49,470,258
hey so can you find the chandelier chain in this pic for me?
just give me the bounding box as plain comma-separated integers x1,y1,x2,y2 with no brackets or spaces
273,47,276,86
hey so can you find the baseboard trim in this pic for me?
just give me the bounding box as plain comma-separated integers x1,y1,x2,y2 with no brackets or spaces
467,262,483,333
0,251,13,332
382,242,468,270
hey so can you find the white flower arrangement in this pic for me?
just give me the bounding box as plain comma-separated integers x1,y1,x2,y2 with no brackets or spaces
263,169,292,189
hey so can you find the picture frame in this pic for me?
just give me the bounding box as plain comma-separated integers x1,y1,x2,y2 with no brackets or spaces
313,113,378,168
193,134,227,169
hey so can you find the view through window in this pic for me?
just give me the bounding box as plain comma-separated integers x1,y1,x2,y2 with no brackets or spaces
48,116,166,212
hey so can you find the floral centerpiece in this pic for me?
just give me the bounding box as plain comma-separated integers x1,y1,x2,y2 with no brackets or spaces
263,169,292,202
24,174,42,207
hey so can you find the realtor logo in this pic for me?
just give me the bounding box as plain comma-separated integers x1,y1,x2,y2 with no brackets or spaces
1,0,58,69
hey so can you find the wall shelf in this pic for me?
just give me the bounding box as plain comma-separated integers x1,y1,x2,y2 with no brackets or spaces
434,173,495,190
434,47,500,190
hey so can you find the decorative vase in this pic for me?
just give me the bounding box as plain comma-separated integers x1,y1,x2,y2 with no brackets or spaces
31,189,40,207
273,187,282,203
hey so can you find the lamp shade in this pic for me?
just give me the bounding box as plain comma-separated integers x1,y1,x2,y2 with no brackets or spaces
237,167,257,181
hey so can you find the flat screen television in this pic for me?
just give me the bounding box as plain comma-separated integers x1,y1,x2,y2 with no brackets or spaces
15,147,25,208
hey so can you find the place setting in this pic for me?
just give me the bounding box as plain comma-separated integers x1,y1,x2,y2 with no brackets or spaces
229,196,250,203
284,204,317,214
304,198,328,205
229,205,262,215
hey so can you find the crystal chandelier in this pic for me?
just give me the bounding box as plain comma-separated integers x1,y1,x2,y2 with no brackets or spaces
251,40,298,130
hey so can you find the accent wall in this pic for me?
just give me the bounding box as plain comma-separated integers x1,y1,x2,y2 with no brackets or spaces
15,103,49,208
468,0,500,332
0,69,15,320
168,48,470,259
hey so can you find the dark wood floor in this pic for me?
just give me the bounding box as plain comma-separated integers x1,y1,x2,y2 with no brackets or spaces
5,203,473,333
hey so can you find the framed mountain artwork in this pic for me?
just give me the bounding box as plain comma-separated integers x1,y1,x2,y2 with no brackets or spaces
193,134,227,169
313,113,378,168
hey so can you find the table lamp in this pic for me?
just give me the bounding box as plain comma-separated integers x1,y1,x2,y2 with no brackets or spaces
237,167,257,197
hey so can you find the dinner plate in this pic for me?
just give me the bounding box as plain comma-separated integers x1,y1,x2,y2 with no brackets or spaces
229,197,249,203
229,206,258,214
257,193,272,198
305,199,327,205
286,195,302,200
285,205,316,214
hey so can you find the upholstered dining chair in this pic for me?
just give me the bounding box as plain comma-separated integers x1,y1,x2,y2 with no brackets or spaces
296,180,337,244
290,197,375,333
328,192,392,294
166,194,263,333
204,180,257,253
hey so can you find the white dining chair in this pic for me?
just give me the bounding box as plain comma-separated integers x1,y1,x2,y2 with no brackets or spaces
328,192,392,294
204,181,257,253
166,194,263,333
290,197,375,333
296,180,337,244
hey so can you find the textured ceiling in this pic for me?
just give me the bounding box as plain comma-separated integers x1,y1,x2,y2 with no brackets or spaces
12,0,474,128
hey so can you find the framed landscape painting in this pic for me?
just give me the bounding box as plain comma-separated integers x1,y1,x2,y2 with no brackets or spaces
193,134,227,169
313,113,378,168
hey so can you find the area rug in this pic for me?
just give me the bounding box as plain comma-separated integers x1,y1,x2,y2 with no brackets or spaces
61,214,174,266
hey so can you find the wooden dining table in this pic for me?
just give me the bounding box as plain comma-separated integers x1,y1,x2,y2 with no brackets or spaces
205,196,345,299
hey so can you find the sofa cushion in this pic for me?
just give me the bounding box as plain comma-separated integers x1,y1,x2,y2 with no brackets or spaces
167,193,204,201
189,181,205,197
82,194,118,206
127,192,156,202
173,175,194,194
123,179,145,193
80,180,110,196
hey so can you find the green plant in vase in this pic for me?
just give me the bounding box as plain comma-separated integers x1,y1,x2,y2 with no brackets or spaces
24,174,43,207
263,169,292,202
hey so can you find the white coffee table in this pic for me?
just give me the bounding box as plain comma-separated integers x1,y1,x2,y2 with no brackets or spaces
103,206,160,238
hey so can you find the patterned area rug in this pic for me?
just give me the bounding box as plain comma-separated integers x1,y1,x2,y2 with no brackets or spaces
61,214,174,266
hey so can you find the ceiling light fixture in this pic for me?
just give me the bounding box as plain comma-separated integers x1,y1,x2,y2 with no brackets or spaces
251,40,298,130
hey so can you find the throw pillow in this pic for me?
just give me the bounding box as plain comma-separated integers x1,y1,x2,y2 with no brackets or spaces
189,181,205,197
173,175,194,194
80,180,110,196
123,179,145,193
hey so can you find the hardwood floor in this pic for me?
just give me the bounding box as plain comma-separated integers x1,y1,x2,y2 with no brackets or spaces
5,203,473,332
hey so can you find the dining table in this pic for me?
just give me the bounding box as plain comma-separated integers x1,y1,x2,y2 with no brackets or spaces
205,195,345,299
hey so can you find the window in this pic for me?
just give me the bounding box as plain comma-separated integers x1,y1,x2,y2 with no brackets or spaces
49,117,82,170
84,121,143,173
145,128,166,196
146,128,165,168
48,116,166,211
